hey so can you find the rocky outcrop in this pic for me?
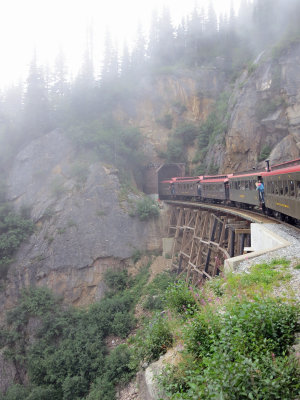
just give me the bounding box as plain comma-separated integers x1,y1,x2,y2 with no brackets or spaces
2,129,164,312
222,43,300,172
114,68,226,162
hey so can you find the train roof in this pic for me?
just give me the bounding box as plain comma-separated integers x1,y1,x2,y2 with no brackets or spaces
203,174,229,180
270,158,300,170
202,178,228,183
264,164,300,177
230,171,267,179
232,169,265,177
173,178,201,183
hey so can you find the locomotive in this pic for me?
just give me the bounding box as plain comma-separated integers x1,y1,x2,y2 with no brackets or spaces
158,158,300,223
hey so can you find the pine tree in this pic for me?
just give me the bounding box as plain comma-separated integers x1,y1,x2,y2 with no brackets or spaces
49,47,70,126
131,23,146,72
101,29,119,82
23,51,50,136
120,42,131,77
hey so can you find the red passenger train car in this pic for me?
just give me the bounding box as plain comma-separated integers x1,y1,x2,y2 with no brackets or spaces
158,159,300,223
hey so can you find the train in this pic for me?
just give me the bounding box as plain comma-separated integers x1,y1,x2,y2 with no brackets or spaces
158,158,300,223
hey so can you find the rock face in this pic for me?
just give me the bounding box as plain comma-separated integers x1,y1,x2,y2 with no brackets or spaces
222,44,300,172
2,129,164,312
114,45,300,173
114,67,226,162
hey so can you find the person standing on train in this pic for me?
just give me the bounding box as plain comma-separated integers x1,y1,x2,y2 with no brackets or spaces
256,179,265,203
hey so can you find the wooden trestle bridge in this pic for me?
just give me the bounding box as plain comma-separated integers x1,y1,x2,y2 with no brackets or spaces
167,202,255,285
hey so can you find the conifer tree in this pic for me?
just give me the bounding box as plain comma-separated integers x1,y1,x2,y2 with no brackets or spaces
23,51,50,136
120,42,131,77
131,23,146,72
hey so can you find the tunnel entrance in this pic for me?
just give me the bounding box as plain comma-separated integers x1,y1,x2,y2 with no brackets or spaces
143,163,185,195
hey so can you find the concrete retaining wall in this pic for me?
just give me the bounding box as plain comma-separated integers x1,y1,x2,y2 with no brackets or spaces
224,223,290,272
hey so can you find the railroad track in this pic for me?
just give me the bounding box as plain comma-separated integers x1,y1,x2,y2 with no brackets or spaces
165,200,300,233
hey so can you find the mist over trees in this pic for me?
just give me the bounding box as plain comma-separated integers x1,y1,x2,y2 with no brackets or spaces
0,0,299,173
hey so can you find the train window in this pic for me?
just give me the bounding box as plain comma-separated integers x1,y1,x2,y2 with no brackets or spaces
240,181,245,190
270,182,275,194
297,181,300,197
289,181,295,197
274,182,279,195
245,181,249,189
249,180,254,190
279,182,284,196
284,181,289,196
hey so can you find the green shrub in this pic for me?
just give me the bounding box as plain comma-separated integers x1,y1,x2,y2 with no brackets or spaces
136,197,160,221
111,311,135,338
104,269,129,292
61,375,88,400
174,123,198,146
143,271,176,311
143,295,164,311
1,384,30,400
179,352,300,400
2,282,142,400
105,344,136,384
161,297,300,399
132,249,142,263
165,137,186,163
258,144,272,161
165,281,198,315
139,315,173,363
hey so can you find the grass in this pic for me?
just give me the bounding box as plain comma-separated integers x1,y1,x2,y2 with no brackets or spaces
223,259,291,296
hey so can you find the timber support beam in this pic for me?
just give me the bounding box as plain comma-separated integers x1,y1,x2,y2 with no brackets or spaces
168,205,251,285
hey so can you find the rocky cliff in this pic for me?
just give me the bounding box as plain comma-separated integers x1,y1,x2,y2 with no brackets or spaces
114,43,300,173
222,43,300,172
1,129,164,313
2,42,300,314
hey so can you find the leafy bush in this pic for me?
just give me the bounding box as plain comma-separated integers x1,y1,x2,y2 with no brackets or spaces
143,295,164,311
165,137,186,163
0,206,34,279
165,280,199,315
174,123,198,145
1,279,141,399
134,315,173,363
131,249,142,263
143,271,176,311
104,269,129,292
258,144,272,161
161,297,300,399
136,197,160,221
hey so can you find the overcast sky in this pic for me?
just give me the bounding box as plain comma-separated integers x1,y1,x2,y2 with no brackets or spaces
0,0,241,88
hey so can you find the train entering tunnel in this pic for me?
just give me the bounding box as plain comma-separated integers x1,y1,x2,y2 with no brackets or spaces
143,163,185,195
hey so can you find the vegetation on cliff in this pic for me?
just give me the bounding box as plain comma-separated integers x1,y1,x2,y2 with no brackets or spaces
0,260,176,400
0,183,34,281
1,257,299,399
157,258,300,399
